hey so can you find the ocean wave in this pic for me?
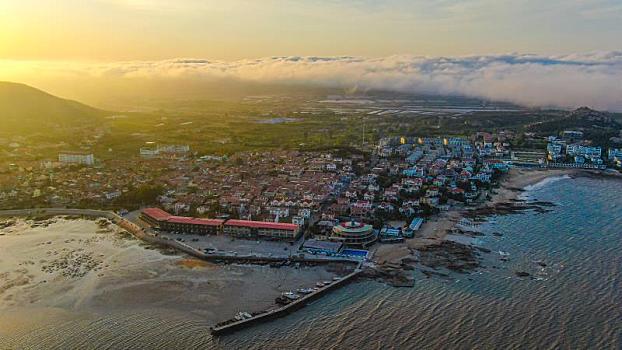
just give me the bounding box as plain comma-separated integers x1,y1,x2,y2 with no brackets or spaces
520,175,572,199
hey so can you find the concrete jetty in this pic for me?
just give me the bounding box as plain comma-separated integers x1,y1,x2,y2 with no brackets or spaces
210,264,362,336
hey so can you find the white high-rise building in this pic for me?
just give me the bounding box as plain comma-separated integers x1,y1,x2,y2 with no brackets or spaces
58,152,95,165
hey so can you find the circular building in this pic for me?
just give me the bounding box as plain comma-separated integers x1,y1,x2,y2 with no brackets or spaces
331,220,377,248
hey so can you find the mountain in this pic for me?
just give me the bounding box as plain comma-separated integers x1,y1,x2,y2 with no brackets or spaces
567,106,615,124
0,81,107,134
528,107,620,134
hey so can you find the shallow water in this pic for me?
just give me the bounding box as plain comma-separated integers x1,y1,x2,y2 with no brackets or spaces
1,176,621,349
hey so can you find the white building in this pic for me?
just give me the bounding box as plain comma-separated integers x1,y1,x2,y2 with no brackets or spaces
58,152,94,165
608,148,622,161
566,144,601,159
292,216,305,226
140,147,160,158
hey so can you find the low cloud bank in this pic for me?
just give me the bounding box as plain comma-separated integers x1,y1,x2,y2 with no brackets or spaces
8,52,622,111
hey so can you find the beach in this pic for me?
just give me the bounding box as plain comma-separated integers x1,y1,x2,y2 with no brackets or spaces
0,218,339,331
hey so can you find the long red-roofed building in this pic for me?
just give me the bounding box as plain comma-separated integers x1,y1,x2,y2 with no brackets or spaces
140,208,223,235
140,208,301,240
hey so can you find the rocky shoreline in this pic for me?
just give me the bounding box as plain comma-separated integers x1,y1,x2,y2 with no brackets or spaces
361,239,486,287
363,170,578,287
463,200,556,220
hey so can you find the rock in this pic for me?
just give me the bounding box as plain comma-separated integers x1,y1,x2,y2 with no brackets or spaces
416,241,481,273
401,264,415,271
360,266,415,288
421,269,449,278
401,257,419,264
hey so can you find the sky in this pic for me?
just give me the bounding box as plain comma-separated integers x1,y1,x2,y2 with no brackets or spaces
1,0,621,110
1,0,621,60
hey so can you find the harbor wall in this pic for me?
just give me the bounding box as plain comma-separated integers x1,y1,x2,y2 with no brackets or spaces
210,266,362,336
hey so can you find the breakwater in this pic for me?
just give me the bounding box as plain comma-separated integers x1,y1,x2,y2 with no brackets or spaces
210,264,362,336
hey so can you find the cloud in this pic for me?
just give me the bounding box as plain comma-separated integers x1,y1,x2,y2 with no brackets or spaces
4,52,622,111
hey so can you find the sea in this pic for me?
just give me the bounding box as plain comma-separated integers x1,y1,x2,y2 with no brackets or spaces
1,175,621,349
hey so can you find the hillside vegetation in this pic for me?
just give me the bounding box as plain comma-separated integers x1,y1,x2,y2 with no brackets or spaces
0,81,107,135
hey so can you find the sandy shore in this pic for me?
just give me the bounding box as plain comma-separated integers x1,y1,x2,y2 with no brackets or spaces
372,168,592,264
489,168,583,204
0,218,338,326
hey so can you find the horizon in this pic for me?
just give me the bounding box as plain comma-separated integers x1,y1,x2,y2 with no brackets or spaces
2,51,622,112
1,1,622,111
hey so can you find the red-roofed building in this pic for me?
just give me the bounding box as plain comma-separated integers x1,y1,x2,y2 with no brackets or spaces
140,207,172,227
140,208,300,240
164,216,224,235
224,220,301,241
141,208,223,235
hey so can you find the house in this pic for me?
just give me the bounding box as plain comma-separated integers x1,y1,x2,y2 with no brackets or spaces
426,186,439,197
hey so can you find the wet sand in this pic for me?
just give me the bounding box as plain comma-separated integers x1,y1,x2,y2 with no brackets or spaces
0,218,338,330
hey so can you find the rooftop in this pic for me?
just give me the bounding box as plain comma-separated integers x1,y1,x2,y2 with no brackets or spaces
225,219,299,231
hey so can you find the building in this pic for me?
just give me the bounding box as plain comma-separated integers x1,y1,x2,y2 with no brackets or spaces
562,130,584,143
566,144,602,159
223,220,301,241
140,147,160,158
141,208,300,240
379,227,403,243
140,208,223,235
608,148,622,161
547,142,563,161
163,216,224,235
331,220,377,248
141,207,172,227
403,217,423,238
58,152,94,165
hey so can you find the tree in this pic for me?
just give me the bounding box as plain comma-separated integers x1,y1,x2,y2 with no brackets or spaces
113,184,164,209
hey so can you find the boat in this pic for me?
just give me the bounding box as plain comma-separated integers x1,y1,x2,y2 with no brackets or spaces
498,251,510,256
322,280,332,285
296,288,315,294
332,276,341,281
234,312,252,321
275,296,291,305
316,282,325,288
282,292,301,300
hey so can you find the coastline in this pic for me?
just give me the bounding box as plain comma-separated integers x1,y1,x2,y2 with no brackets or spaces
0,218,340,326
373,167,608,265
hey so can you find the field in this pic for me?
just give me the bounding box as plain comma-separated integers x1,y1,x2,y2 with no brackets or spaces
2,84,621,165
